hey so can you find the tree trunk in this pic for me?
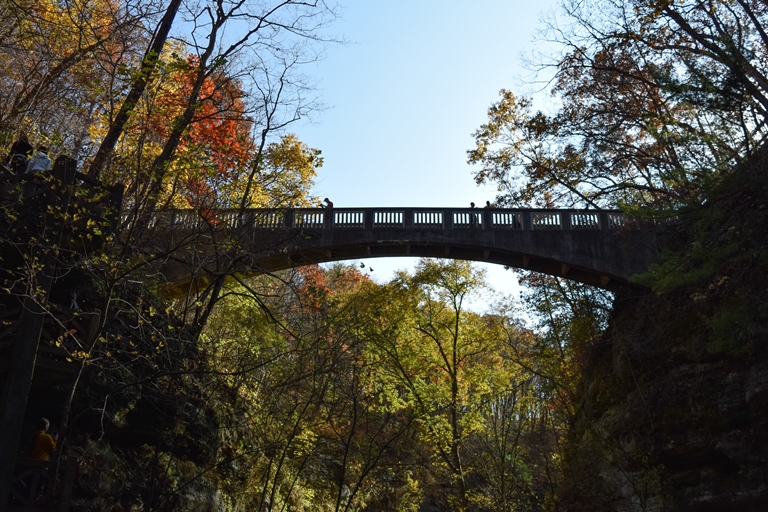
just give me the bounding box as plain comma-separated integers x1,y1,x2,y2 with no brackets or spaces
87,0,183,179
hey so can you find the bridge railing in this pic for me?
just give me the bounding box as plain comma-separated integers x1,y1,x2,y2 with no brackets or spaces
334,210,364,228
253,210,285,228
492,211,523,229
532,211,562,229
374,210,404,228
453,211,483,228
140,207,626,232
570,211,599,229
414,210,443,228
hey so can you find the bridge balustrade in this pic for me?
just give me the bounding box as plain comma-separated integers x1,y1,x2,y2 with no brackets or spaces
176,210,204,229
607,212,624,230
294,210,324,228
532,212,562,229
453,211,483,228
141,207,627,232
374,210,403,228
216,210,242,229
492,211,523,229
253,210,284,228
334,210,365,228
154,210,209,230
414,211,443,228
570,211,600,229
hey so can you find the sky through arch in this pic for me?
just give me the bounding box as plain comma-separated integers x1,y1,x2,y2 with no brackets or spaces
295,0,559,303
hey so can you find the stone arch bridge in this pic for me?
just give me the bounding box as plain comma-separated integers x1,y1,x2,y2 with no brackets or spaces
141,206,658,291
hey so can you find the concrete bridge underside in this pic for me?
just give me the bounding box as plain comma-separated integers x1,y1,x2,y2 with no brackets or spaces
143,208,657,291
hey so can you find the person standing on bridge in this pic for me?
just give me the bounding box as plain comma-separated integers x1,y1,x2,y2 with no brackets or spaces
323,198,333,208
24,418,57,501
26,146,51,173
469,202,479,227
30,418,57,461
5,134,33,174
21,145,51,198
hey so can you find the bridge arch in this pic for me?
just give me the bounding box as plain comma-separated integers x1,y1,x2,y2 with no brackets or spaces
146,207,657,291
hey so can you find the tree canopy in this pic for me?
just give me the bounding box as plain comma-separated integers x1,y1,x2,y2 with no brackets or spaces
469,0,768,212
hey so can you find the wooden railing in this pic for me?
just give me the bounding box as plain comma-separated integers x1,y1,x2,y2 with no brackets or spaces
8,455,76,511
8,458,53,509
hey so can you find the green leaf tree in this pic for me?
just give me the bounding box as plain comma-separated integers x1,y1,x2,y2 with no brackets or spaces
468,0,768,212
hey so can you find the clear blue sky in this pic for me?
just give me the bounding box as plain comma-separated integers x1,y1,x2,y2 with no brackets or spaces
296,1,558,297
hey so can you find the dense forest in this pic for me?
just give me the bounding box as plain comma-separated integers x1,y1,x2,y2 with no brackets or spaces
1,0,767,511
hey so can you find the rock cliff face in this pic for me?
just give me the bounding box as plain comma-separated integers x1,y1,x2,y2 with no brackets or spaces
560,153,768,511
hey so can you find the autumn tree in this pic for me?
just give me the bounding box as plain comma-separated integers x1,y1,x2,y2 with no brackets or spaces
0,1,337,508
468,0,768,212
88,2,334,333
184,260,557,511
97,49,254,216
358,260,532,510
0,0,148,155
169,264,419,511
112,1,337,218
